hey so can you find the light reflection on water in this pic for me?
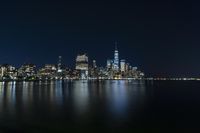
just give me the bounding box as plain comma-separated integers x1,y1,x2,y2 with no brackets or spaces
72,81,89,115
0,80,146,122
0,80,199,131
104,80,146,119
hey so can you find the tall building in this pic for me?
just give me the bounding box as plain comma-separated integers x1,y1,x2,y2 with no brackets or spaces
107,59,113,69
125,63,130,72
76,54,89,79
113,43,119,71
93,60,97,68
18,64,36,77
57,56,62,72
0,64,16,79
38,64,57,78
120,59,126,72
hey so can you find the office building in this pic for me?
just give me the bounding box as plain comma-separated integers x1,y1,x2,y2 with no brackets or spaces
76,54,89,79
113,44,119,71
120,59,126,72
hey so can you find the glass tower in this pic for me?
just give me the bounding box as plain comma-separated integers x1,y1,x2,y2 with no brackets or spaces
57,56,62,72
113,43,119,71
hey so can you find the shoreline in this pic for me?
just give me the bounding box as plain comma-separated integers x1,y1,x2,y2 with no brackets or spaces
0,78,144,82
0,78,199,82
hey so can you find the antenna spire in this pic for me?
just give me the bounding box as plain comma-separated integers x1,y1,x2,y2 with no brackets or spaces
115,41,118,50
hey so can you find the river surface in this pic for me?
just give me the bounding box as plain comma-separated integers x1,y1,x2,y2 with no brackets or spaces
0,80,199,132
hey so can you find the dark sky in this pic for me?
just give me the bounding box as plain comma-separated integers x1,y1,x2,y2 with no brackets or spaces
0,0,198,77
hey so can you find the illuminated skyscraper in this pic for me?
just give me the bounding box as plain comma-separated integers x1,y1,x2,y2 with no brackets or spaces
57,56,62,72
113,42,119,71
125,63,130,72
76,54,89,79
107,59,113,69
120,59,126,72
18,64,36,77
93,60,97,68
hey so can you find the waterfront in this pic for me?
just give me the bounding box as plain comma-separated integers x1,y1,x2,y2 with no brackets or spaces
0,80,199,132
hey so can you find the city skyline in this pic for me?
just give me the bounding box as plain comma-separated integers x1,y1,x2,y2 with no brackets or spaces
0,0,197,77
0,1,199,133
0,45,144,80
0,42,198,78
0,44,136,69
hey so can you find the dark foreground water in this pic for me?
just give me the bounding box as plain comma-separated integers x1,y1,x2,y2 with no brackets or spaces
0,80,199,133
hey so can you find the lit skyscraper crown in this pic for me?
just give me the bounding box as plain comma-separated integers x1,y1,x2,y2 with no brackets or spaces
115,41,118,51
113,41,119,71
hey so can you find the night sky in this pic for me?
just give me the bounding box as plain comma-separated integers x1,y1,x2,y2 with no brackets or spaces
0,0,198,77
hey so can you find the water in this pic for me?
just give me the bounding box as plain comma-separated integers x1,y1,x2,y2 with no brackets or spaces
0,80,199,132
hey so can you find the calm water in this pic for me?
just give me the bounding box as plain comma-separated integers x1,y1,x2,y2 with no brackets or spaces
0,80,199,132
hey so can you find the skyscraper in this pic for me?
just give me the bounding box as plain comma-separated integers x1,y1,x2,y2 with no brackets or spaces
76,54,89,79
107,59,113,69
113,42,119,71
120,59,126,72
57,56,62,72
93,60,97,68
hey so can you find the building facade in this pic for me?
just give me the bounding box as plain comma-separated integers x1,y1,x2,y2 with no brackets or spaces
75,54,89,79
113,45,119,71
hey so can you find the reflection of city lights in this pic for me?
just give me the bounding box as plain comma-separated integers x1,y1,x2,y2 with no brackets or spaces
73,81,89,114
